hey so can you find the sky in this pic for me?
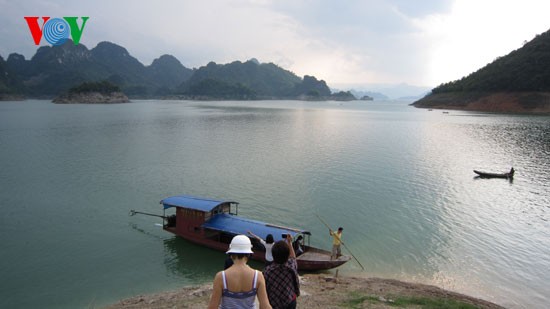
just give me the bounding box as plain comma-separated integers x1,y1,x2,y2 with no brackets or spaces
1,0,549,90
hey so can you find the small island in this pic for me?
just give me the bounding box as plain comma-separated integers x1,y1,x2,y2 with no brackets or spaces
331,90,357,101
53,81,130,104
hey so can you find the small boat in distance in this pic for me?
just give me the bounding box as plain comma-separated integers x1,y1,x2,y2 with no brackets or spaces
474,167,515,179
131,195,350,271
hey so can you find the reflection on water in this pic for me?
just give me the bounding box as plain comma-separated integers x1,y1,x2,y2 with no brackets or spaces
129,221,230,282
0,100,548,309
162,237,266,280
163,237,222,280
473,175,514,183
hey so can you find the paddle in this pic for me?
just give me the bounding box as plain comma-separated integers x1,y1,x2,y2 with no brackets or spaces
316,213,365,270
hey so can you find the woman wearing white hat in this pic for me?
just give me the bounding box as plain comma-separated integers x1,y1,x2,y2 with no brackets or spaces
208,235,272,309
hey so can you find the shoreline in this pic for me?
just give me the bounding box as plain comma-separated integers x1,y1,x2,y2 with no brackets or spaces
411,91,550,114
103,273,505,308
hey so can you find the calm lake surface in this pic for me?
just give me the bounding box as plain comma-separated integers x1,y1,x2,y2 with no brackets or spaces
0,100,548,308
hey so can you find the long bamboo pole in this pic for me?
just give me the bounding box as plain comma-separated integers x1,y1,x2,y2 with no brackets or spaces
129,209,166,219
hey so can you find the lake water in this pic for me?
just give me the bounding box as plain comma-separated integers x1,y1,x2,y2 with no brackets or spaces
0,100,548,308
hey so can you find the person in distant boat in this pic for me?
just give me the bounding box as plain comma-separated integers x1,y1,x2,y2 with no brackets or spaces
263,235,300,309
248,231,275,266
330,227,343,260
208,235,272,309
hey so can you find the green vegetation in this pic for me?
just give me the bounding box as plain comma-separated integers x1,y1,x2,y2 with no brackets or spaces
331,90,357,101
343,292,481,309
2,41,192,97
68,80,121,94
391,296,480,309
293,75,331,97
2,40,348,100
342,293,381,308
187,78,256,99
412,28,550,113
432,28,550,93
178,60,332,99
0,55,23,95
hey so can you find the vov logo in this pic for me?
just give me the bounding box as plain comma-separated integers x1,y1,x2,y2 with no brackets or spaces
24,17,89,46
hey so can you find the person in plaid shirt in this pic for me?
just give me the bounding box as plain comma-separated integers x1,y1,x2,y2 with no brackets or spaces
263,235,300,309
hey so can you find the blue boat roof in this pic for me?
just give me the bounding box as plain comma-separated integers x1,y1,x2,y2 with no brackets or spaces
202,213,310,242
160,195,236,211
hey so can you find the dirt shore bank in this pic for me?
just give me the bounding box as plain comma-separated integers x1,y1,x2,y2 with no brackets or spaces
411,91,550,114
104,273,505,308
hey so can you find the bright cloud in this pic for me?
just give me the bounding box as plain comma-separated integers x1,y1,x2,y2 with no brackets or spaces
418,0,550,86
1,0,548,89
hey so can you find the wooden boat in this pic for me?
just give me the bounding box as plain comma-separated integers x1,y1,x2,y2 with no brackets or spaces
135,195,351,271
473,168,514,179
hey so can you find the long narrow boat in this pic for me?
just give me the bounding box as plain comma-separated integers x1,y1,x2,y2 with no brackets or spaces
473,168,514,179
154,195,350,271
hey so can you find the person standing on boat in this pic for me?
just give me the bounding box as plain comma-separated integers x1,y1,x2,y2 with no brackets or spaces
208,235,272,309
330,227,343,260
263,235,300,309
248,231,275,266
292,235,304,256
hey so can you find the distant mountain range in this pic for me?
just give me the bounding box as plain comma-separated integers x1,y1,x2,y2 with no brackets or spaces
0,41,193,98
412,28,550,113
0,41,358,101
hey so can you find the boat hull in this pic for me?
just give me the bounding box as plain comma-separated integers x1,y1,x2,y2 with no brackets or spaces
474,170,513,178
164,227,350,271
295,246,351,271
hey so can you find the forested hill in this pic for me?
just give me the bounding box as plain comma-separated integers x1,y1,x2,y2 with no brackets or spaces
1,41,194,97
175,60,333,100
412,28,550,113
0,55,24,100
0,41,347,101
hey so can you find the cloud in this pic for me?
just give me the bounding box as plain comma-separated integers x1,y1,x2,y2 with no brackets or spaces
258,0,454,85
417,0,550,86
1,0,548,89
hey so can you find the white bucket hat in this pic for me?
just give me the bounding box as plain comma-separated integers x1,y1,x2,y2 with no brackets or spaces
226,235,254,254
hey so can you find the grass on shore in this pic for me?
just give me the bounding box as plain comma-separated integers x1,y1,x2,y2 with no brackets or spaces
343,292,480,309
